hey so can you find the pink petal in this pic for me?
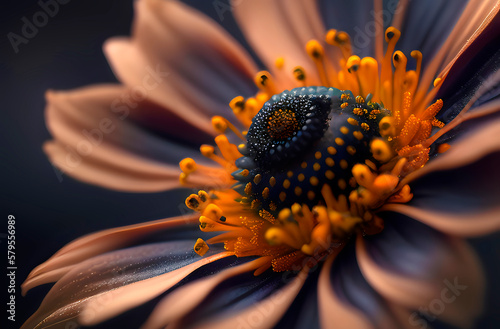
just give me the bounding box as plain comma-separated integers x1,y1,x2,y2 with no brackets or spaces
105,0,257,128
22,214,199,295
142,259,262,329
44,85,218,192
356,235,485,328
78,252,233,326
232,0,333,87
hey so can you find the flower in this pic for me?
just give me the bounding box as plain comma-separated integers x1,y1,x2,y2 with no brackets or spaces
23,0,500,328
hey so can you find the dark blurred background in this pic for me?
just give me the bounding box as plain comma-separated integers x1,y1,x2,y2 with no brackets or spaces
0,0,498,328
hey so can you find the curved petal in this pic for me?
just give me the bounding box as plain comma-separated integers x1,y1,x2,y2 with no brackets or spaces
44,85,218,192
141,258,263,329
22,214,199,294
232,0,330,87
174,268,309,329
417,0,499,96
323,243,413,329
318,253,374,329
357,216,485,328
21,241,230,329
105,0,257,130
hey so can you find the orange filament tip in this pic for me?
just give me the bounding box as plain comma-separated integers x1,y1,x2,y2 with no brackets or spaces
193,238,209,256
212,116,227,133
306,40,324,59
293,66,306,82
346,55,360,73
179,158,197,174
229,96,245,113
200,145,215,157
370,139,393,163
254,70,277,95
438,143,451,153
275,57,285,69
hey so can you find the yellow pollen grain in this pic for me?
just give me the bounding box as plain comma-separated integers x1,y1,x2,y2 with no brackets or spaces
347,118,359,126
327,146,337,155
346,146,356,155
269,177,276,187
294,187,302,196
341,102,349,109
307,191,315,200
269,202,278,212
244,182,252,195
262,187,270,199
361,123,370,131
325,170,335,180
251,199,261,209
253,174,262,184
340,126,349,134
325,157,335,167
340,159,348,169
301,162,308,169
335,138,345,146
298,174,305,182
283,179,291,189
353,131,364,140
279,191,287,202
338,179,347,190
310,176,319,186
315,151,322,159
287,171,294,178
313,163,321,171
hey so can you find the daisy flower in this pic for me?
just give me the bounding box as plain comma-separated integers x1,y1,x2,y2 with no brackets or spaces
23,0,500,328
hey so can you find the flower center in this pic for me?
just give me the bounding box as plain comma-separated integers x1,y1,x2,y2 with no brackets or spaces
179,27,449,274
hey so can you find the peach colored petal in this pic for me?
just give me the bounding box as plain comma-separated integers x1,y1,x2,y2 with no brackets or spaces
231,0,333,88
380,204,500,237
141,259,263,329
105,0,257,129
356,236,484,328
44,84,222,192
174,268,309,329
79,252,233,326
23,214,198,295
22,251,231,329
318,254,375,329
418,0,499,97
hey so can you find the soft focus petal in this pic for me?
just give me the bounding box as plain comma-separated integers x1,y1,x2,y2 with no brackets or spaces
322,243,412,329
44,85,218,192
141,259,263,329
22,215,199,294
22,241,230,329
173,268,308,329
318,253,375,329
357,215,485,328
232,0,329,87
105,0,257,130
418,0,499,95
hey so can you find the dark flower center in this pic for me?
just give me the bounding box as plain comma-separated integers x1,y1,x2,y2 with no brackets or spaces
233,87,388,215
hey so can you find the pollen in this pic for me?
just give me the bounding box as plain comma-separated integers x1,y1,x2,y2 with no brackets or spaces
183,24,450,275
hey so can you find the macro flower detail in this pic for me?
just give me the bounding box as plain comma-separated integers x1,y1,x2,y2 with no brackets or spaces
23,0,500,329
